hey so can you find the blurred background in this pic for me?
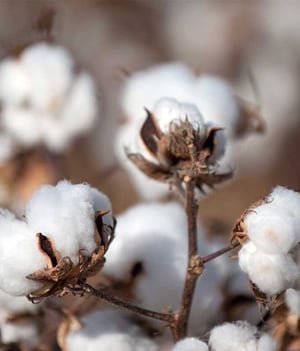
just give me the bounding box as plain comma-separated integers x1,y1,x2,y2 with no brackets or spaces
0,0,299,230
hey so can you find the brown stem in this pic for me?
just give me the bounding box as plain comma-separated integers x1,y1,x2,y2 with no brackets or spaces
202,241,240,264
173,178,202,341
78,282,174,324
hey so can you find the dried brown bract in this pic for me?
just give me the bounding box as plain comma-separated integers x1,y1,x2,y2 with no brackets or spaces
26,211,115,302
127,109,232,190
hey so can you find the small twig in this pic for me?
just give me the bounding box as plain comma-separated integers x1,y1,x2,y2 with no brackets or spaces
78,281,174,324
201,241,240,264
173,178,203,341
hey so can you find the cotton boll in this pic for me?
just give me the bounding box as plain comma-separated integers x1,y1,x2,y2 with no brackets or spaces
246,250,298,295
244,204,298,254
66,309,158,351
0,133,16,165
285,288,300,315
192,75,240,137
172,338,209,351
0,209,45,296
153,98,204,134
2,106,42,146
25,181,98,262
21,42,73,111
0,59,31,105
209,321,258,351
121,62,195,122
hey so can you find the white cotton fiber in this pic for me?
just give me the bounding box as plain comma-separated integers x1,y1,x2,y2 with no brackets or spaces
121,62,195,122
244,204,298,254
0,209,45,296
153,97,204,134
285,288,300,315
21,42,73,111
66,309,158,351
25,181,112,263
191,75,240,137
245,250,298,295
172,337,208,351
209,321,258,351
0,60,31,105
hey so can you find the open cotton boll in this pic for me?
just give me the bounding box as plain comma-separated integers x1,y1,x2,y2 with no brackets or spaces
172,338,209,351
0,60,31,105
285,288,300,315
153,97,204,134
21,42,73,111
192,75,240,137
244,204,298,254
25,181,110,263
121,62,195,122
66,309,158,351
0,209,45,296
246,249,298,295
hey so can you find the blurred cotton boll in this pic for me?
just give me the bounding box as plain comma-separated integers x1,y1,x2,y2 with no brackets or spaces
285,288,300,316
103,202,224,335
0,42,98,153
171,338,209,351
65,309,158,351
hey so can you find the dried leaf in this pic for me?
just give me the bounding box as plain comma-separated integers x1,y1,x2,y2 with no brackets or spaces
37,233,60,268
127,152,171,182
140,109,162,156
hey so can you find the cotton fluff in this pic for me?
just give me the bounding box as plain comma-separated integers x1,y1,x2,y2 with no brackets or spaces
0,42,98,152
244,205,298,254
153,98,205,134
208,321,276,351
191,75,240,137
238,242,298,295
66,309,158,351
25,180,113,263
285,288,300,315
172,338,209,351
0,209,46,295
121,62,195,122
103,202,223,334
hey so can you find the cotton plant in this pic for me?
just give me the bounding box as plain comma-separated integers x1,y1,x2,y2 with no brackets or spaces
0,180,115,300
116,61,262,200
103,202,224,335
0,42,98,155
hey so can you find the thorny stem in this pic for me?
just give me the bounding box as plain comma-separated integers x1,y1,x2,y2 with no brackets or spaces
172,178,202,341
78,281,174,324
